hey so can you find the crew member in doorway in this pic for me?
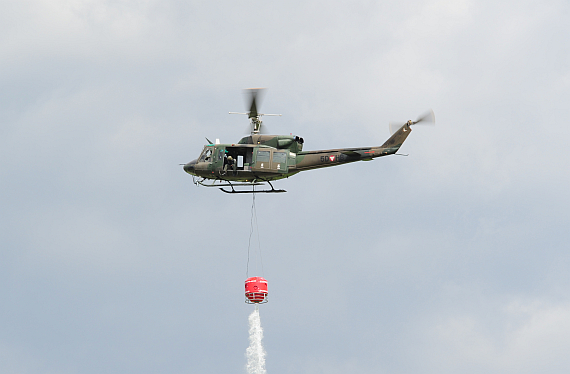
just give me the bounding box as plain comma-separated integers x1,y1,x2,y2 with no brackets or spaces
228,155,236,175
224,155,236,175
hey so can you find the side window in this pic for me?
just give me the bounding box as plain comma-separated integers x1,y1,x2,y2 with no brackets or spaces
218,149,224,161
273,152,287,164
257,151,270,162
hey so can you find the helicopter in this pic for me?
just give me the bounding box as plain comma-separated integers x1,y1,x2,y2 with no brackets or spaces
183,89,434,193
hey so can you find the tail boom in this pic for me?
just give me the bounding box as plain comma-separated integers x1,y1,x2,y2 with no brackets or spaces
293,123,412,171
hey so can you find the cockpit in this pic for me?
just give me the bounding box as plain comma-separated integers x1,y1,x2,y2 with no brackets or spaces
198,147,213,163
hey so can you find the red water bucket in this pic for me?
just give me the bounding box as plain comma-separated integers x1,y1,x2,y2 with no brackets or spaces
245,277,268,304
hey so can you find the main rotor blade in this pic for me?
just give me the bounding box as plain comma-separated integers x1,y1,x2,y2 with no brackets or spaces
245,88,265,119
249,91,258,118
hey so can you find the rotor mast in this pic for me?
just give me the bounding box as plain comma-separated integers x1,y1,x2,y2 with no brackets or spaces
249,112,263,134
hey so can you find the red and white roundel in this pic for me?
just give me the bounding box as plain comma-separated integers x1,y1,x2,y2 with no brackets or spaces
329,155,336,162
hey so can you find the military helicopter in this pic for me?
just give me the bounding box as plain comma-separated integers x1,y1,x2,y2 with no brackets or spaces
183,89,434,193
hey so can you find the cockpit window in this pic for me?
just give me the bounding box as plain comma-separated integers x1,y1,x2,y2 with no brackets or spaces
199,148,213,162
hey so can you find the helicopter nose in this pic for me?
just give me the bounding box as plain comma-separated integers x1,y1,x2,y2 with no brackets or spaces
183,160,197,174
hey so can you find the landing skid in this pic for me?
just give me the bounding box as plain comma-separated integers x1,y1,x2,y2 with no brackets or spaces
220,180,286,194
194,177,264,188
220,188,286,194
193,176,286,193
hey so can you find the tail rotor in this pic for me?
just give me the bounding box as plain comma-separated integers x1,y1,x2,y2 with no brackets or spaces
389,110,435,135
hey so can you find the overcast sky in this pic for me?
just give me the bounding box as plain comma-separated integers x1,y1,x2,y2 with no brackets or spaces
1,0,570,373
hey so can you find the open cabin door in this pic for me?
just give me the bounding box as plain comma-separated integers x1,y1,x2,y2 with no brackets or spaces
223,146,254,172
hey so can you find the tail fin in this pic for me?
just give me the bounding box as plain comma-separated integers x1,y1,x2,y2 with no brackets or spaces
380,122,412,154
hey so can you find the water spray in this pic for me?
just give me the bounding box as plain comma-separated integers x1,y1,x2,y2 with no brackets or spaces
246,305,266,374
244,277,268,373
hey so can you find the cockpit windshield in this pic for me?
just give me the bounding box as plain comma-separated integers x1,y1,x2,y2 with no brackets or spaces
199,147,213,162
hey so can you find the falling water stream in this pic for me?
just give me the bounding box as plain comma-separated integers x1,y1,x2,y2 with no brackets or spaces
246,305,266,374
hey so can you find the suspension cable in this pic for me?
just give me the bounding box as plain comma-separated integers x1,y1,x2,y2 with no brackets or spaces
246,187,264,278
253,192,264,277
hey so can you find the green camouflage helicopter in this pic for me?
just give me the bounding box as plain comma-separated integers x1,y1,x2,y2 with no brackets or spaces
183,89,434,193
